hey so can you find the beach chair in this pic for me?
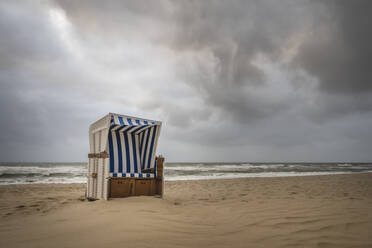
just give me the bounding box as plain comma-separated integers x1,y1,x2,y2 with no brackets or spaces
87,113,163,200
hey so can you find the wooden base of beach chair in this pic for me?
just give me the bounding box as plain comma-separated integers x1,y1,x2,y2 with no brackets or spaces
108,157,165,198
110,178,158,198
110,178,136,197
135,179,155,196
155,179,162,195
156,156,164,197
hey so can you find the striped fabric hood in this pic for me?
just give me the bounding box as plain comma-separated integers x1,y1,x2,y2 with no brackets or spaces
107,114,161,175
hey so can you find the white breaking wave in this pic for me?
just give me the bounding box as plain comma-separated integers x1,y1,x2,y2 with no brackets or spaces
1,162,372,185
165,171,368,181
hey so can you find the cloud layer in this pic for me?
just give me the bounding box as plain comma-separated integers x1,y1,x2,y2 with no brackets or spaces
0,0,371,162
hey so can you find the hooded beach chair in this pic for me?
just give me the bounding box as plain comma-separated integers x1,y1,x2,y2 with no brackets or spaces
87,113,163,200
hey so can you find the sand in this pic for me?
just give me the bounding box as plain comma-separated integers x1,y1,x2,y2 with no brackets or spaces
0,173,371,248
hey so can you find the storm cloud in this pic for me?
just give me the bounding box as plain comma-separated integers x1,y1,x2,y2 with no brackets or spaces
0,0,371,162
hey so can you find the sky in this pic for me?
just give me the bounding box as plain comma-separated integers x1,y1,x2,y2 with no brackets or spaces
0,0,371,162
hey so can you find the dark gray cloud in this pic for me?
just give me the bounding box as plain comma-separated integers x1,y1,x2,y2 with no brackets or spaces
168,0,372,124
294,0,372,93
168,0,311,123
0,0,371,162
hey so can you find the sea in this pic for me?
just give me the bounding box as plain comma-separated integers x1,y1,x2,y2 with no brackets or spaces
1,162,372,185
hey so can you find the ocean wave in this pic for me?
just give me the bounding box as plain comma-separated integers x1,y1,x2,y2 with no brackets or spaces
166,163,289,172
0,172,86,178
1,162,372,185
165,171,372,181
337,163,352,167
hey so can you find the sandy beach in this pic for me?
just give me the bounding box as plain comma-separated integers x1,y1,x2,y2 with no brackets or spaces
0,173,371,248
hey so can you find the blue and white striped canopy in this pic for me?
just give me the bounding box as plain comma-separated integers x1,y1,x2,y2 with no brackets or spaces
108,114,161,176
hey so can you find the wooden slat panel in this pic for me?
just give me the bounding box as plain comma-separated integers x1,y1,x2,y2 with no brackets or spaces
88,152,109,158
155,179,162,195
110,179,135,198
156,156,164,179
135,179,154,196
155,156,164,197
